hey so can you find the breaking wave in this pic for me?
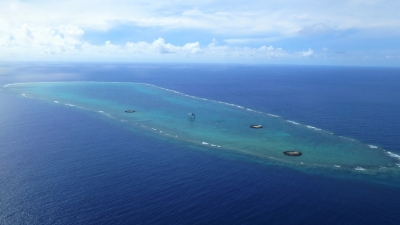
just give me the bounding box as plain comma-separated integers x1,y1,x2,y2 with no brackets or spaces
387,151,400,160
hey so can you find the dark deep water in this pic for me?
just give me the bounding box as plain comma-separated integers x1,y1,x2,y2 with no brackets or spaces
1,63,400,224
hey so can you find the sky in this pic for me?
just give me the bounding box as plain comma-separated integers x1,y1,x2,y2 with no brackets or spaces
0,0,399,66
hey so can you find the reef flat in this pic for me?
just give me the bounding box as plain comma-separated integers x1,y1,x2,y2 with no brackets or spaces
4,82,400,175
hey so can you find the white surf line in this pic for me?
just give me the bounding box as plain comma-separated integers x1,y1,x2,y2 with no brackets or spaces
4,83,29,87
368,145,378,149
334,165,341,168
132,124,178,140
354,166,367,171
286,120,326,132
54,100,89,111
4,81,80,88
5,81,278,119
286,120,299,125
144,83,265,113
339,136,355,141
387,151,400,160
34,95,115,119
306,125,322,131
97,111,113,117
201,141,220,147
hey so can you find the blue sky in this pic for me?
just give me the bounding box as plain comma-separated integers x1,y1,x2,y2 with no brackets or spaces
0,0,399,66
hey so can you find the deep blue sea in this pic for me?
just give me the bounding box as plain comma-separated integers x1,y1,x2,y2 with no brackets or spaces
1,63,400,224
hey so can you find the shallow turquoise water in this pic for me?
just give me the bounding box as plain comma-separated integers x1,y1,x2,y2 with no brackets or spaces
5,82,400,174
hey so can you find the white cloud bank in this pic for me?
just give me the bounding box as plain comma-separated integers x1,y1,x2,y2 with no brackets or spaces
1,23,397,65
0,23,293,62
0,0,399,64
2,0,399,35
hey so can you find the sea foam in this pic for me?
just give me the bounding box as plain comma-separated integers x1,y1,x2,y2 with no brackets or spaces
306,125,321,131
387,152,400,160
355,167,366,171
287,120,299,125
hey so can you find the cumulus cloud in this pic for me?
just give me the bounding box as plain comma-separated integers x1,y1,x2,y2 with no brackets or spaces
125,38,286,59
298,48,314,57
125,38,200,55
1,28,398,65
0,0,399,64
0,28,288,61
0,24,85,57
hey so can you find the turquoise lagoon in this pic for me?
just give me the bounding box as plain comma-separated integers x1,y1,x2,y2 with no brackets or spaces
4,82,400,175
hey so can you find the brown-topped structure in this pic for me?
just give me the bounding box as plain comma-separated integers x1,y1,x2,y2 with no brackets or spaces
283,151,302,156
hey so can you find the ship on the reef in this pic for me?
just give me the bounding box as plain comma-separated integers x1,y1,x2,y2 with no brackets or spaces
188,113,195,120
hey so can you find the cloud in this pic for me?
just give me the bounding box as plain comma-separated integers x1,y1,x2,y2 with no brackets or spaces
125,38,286,59
2,0,400,37
224,37,281,44
0,24,85,57
298,23,338,36
125,38,200,55
298,48,314,57
1,28,398,65
0,31,287,61
0,0,399,65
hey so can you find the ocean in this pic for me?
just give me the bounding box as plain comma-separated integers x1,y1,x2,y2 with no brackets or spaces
1,63,400,224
